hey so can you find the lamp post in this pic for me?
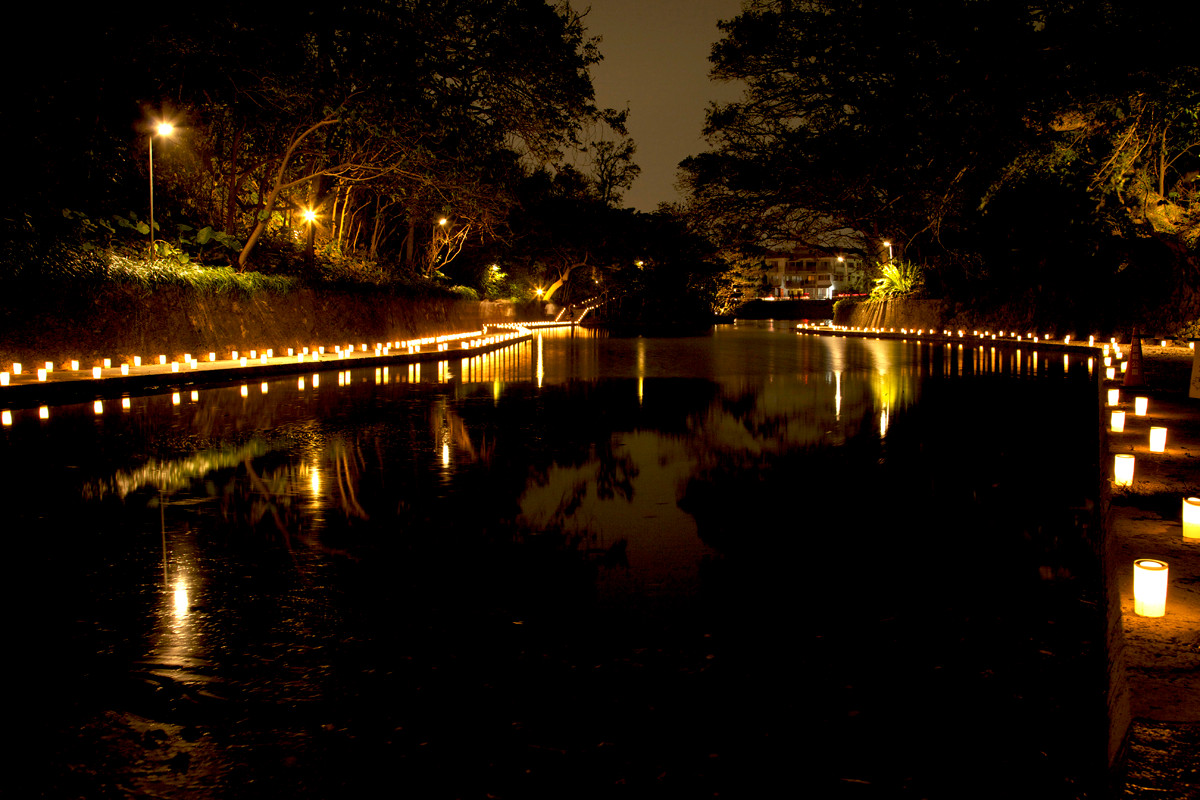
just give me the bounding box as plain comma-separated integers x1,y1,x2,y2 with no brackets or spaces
429,216,448,275
882,241,893,263
148,122,174,263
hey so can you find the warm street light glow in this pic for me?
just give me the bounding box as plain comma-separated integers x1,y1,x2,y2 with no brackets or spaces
148,119,175,264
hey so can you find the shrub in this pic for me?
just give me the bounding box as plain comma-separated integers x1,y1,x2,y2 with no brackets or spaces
870,261,925,299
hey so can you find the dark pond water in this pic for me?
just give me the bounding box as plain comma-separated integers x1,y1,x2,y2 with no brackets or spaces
6,322,1107,798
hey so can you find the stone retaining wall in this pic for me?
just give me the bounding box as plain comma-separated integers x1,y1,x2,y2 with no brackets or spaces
0,284,526,366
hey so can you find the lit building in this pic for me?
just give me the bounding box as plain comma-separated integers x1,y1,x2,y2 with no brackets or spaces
761,251,865,299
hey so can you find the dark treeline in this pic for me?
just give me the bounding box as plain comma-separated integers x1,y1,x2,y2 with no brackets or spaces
683,0,1200,333
1,2,723,322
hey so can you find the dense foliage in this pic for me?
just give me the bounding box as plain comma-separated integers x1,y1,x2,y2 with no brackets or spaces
7,2,600,276
683,0,1199,326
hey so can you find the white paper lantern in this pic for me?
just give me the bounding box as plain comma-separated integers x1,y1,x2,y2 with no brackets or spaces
1114,454,1135,487
1133,559,1168,617
1181,497,1200,542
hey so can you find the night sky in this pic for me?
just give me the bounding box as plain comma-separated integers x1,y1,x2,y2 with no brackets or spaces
580,0,745,212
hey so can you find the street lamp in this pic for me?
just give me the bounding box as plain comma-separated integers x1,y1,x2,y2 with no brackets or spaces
148,122,174,263
882,241,893,262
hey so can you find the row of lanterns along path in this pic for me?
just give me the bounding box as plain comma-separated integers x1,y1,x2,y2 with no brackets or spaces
1107,333,1198,618
0,325,560,389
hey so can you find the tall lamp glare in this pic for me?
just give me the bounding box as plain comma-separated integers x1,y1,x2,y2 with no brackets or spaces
149,122,174,264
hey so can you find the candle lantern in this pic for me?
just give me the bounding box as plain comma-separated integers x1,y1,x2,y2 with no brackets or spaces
159,355,167,365
1111,410,1126,432
36,368,46,381
1135,397,1148,416
94,400,103,414
70,361,79,371
38,406,48,420
133,356,141,367
1182,498,1200,542
0,372,8,386
103,359,111,368
1,410,9,426
1150,427,1167,453
1114,454,1135,487
1107,388,1119,406
1106,367,1116,380
12,363,21,374
1133,558,1168,617
121,364,129,376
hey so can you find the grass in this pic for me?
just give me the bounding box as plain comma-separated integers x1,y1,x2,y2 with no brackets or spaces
107,256,298,295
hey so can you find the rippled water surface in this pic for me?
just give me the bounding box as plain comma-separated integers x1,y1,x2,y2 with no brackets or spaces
6,323,1106,798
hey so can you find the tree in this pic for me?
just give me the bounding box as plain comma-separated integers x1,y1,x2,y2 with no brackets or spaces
682,0,1199,314
4,1,609,277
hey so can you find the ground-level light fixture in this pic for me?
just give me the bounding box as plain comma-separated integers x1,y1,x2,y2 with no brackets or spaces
1114,454,1135,487
1111,410,1126,432
1150,427,1167,453
1135,397,1149,416
1182,497,1200,542
1133,558,1168,617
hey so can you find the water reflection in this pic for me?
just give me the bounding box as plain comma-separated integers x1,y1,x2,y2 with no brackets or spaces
8,323,1102,797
